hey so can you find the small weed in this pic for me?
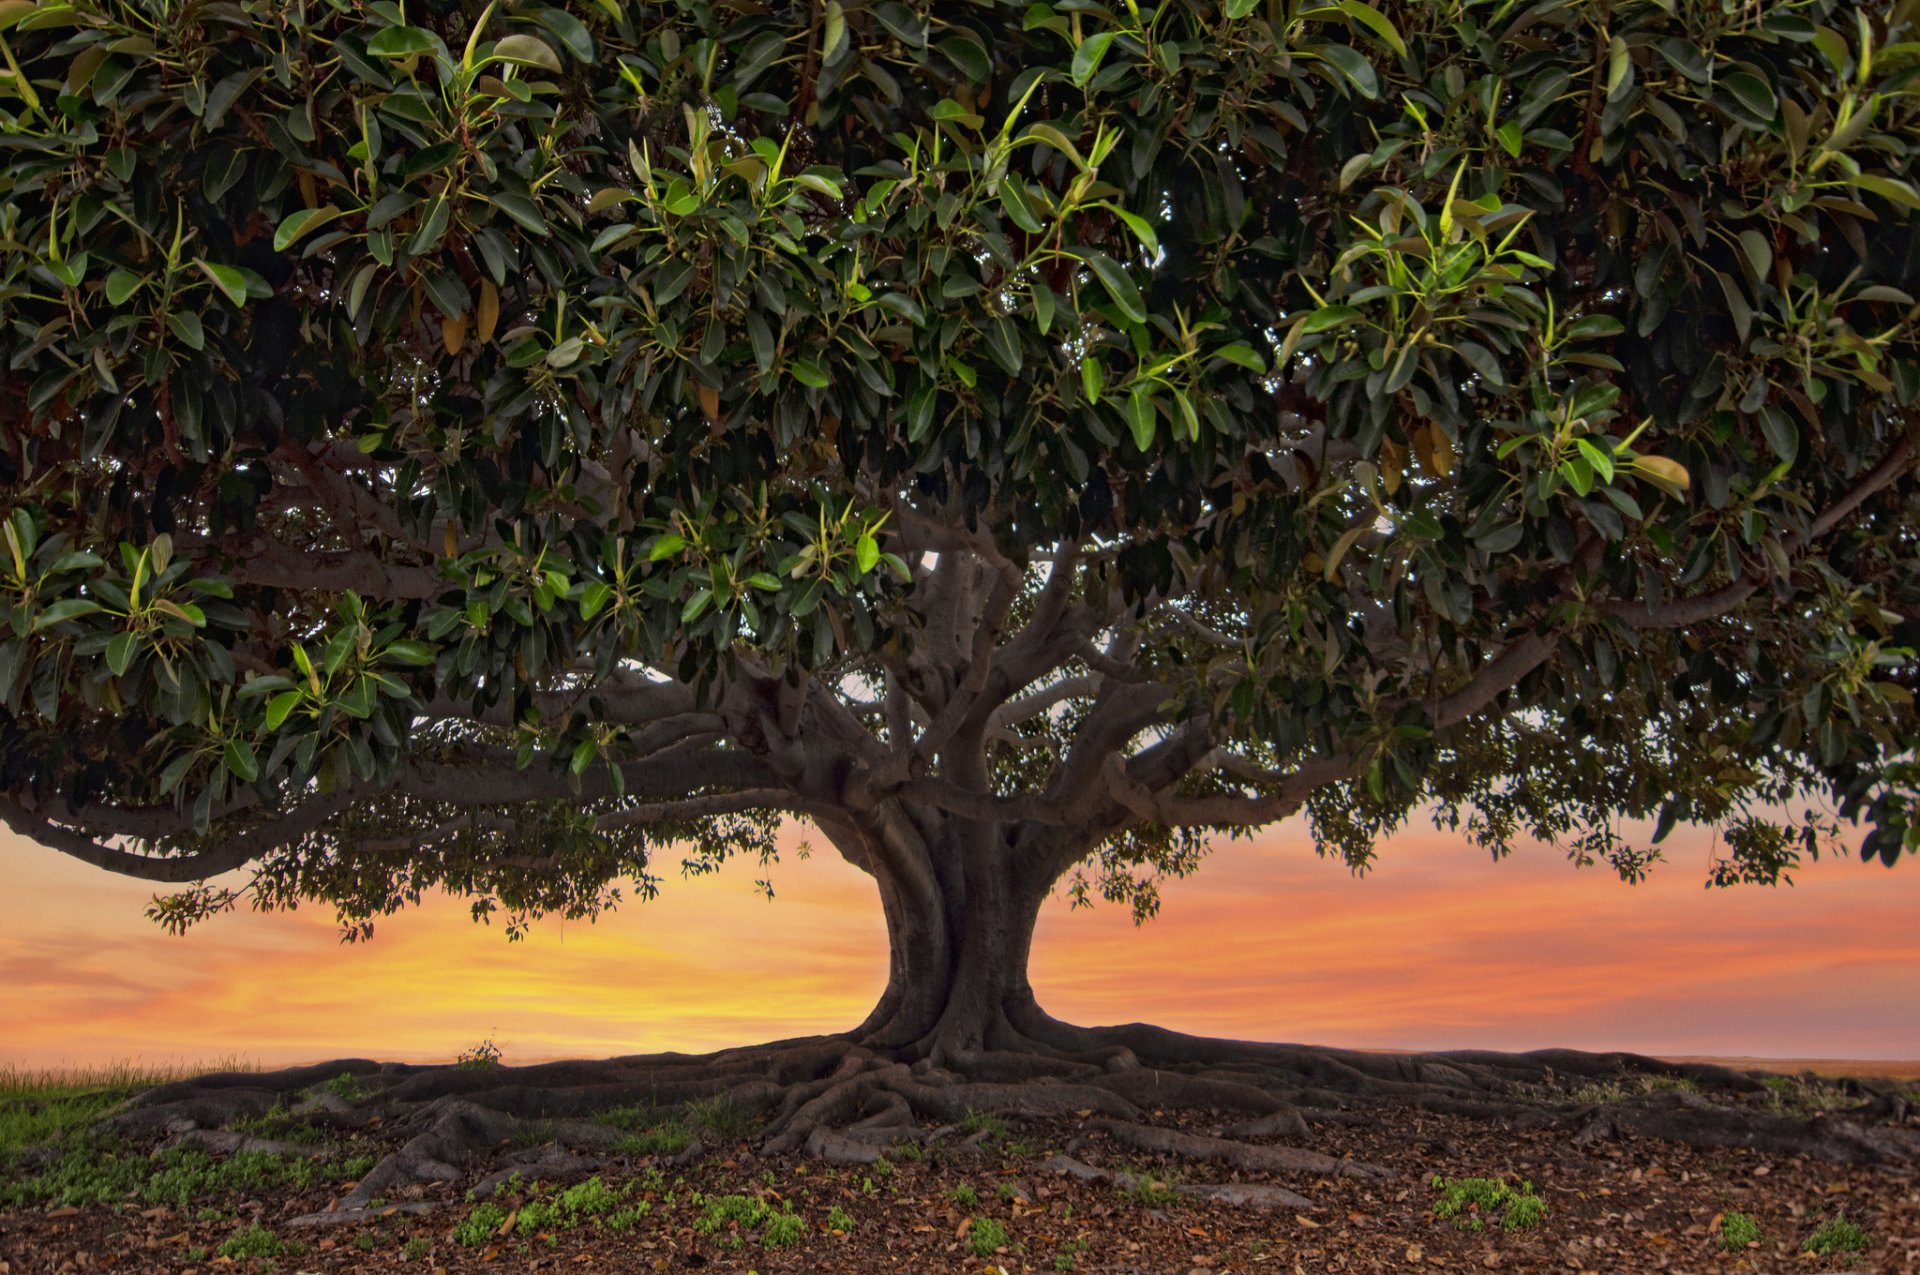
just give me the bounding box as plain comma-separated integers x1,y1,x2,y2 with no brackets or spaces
1117,1165,1182,1209
217,1221,292,1261
1760,1074,1858,1117
1003,1137,1035,1159
1719,1211,1761,1251
340,1153,378,1179
453,1201,509,1246
1053,1236,1089,1271
762,1208,805,1248
961,1109,1009,1140
826,1204,855,1233
1430,1175,1547,1232
352,1231,377,1251
1803,1215,1872,1256
401,1236,431,1261
694,1192,769,1234
229,1106,324,1144
606,1200,652,1231
893,1139,924,1162
871,1154,893,1178
947,1183,979,1207
969,1215,1009,1257
319,1072,369,1101
514,1118,560,1148
685,1093,754,1140
455,1037,503,1070
998,1181,1018,1202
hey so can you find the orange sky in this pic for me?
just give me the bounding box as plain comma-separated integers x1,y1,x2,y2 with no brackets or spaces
2,816,1916,1069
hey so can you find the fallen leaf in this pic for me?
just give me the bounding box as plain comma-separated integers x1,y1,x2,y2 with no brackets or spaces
1404,1244,1423,1261
1294,1214,1320,1228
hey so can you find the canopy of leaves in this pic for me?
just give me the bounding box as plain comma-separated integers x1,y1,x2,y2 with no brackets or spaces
2,0,1918,932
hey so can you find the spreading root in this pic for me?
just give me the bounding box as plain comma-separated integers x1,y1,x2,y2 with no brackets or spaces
93,1025,1920,1225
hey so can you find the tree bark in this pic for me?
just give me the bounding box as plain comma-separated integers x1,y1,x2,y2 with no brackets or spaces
838,809,1063,1061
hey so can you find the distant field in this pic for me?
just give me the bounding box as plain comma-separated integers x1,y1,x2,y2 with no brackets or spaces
1666,1055,1920,1081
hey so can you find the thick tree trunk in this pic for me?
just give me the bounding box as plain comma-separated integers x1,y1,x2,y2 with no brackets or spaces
844,813,1061,1060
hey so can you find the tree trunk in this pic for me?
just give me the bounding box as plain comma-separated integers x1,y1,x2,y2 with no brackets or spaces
842,811,1062,1060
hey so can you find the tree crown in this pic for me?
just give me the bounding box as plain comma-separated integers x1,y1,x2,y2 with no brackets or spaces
3,0,1919,935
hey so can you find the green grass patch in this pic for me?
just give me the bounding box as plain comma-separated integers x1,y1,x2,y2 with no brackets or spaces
946,1183,978,1207
453,1201,510,1245
1803,1215,1872,1256
1719,1210,1761,1251
0,1057,260,1162
684,1093,754,1141
691,1192,804,1248
1,1137,362,1212
217,1220,302,1261
1430,1174,1547,1232
968,1215,1009,1257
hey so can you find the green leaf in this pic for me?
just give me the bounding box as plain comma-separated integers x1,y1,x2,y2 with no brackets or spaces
907,385,938,441
167,311,206,351
273,206,346,252
223,737,260,784
265,690,303,730
1721,71,1777,123
1575,437,1615,484
570,737,598,774
1334,1,1405,57
792,359,830,388
1126,384,1156,451
1214,343,1266,372
366,25,438,57
105,631,137,676
489,191,550,235
104,269,143,305
30,598,102,630
195,259,250,307
1565,314,1625,339
1225,0,1260,17
1495,120,1523,158
1071,31,1115,87
1847,173,1920,211
1085,252,1146,325
1022,123,1087,171
579,581,614,619
999,177,1045,233
1105,205,1160,256
1312,44,1378,99
855,534,880,573
1758,405,1799,462
492,33,560,72
649,533,687,561
1300,304,1360,334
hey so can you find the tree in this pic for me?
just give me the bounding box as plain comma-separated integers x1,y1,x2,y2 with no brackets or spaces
4,0,1920,1193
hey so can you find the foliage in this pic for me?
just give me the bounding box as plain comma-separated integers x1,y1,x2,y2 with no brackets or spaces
1,0,1918,978
217,1221,297,1261
969,1215,1010,1256
455,1038,503,1070
1720,1210,1762,1251
452,1201,510,1246
1430,1174,1547,1232
1803,1214,1873,1255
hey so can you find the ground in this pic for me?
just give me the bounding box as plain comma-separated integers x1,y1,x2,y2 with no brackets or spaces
1,1053,1916,1274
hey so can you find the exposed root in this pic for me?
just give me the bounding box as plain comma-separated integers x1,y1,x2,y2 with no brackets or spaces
1087,1117,1393,1181
1574,1089,1920,1164
91,1025,1920,1232
1041,1154,1315,1211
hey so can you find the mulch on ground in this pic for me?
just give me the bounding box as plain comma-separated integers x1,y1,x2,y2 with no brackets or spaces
2,1097,1914,1274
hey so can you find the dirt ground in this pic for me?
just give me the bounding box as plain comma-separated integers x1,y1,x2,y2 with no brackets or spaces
2,1095,1914,1275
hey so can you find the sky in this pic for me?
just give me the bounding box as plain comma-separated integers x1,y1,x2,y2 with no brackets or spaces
2,814,1916,1070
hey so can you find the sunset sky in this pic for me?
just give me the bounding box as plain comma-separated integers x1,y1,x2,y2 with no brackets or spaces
2,815,1916,1070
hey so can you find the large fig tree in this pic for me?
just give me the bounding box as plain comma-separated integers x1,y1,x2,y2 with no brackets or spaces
5,0,1920,1185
